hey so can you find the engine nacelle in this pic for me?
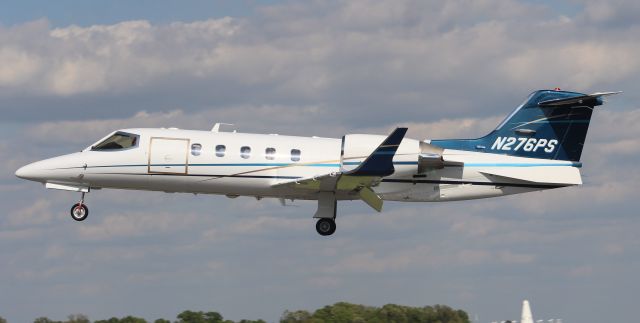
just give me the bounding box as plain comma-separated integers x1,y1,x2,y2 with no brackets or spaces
417,141,444,173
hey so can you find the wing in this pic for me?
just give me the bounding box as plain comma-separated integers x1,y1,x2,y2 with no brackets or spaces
272,127,408,212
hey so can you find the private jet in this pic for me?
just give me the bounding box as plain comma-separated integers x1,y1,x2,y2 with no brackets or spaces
15,89,619,236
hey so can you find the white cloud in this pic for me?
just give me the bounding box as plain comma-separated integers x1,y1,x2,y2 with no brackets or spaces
75,211,201,240
5,199,56,226
0,18,240,96
362,116,503,140
26,105,337,146
1,0,639,122
502,42,639,89
0,47,41,86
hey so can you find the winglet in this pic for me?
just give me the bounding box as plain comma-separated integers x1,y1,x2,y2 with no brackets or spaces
345,127,408,177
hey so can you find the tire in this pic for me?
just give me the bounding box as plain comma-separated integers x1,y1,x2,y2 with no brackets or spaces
316,218,336,236
70,203,89,221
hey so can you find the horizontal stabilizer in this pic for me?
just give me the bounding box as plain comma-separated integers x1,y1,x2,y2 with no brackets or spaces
538,91,622,107
344,127,408,177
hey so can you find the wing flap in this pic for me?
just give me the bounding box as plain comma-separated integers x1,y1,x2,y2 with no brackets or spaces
359,187,383,212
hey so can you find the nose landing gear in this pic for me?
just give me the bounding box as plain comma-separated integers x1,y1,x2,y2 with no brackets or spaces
70,192,89,221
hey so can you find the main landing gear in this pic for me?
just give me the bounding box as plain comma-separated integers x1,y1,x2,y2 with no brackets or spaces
316,218,336,236
314,192,338,236
70,192,89,221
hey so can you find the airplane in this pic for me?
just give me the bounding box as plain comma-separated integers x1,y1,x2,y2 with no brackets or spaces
521,299,534,323
492,299,538,323
15,89,620,236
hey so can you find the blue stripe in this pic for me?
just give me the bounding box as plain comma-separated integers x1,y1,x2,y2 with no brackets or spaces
83,161,581,170
190,163,340,167
344,161,417,166
86,163,341,169
393,161,418,165
463,162,582,168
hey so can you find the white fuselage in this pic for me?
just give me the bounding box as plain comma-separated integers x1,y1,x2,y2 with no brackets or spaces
17,128,582,202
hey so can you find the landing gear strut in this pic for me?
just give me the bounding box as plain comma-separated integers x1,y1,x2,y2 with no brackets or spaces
316,218,336,236
70,192,89,221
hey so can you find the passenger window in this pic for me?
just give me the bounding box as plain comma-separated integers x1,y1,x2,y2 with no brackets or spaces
91,132,139,151
191,143,202,156
265,147,276,160
240,146,251,159
291,149,301,162
215,145,226,157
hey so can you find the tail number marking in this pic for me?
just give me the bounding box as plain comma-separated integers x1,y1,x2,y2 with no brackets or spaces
491,137,558,153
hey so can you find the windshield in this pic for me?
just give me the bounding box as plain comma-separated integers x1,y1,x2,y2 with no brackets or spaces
91,132,139,151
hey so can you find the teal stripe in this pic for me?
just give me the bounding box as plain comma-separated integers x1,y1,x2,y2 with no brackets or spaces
463,162,582,168
88,163,341,169
85,161,581,169
188,163,340,167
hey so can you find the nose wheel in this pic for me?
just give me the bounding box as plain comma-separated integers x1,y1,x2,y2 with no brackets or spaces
70,192,89,221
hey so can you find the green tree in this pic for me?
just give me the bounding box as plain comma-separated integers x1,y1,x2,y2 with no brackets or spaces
33,317,62,323
153,319,170,323
93,318,120,323
66,314,90,323
95,317,147,323
281,302,470,323
204,312,223,323
176,311,223,323
119,316,147,323
0,316,6,323
280,310,312,323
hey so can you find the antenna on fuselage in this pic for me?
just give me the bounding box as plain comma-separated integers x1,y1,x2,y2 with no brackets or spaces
211,123,235,132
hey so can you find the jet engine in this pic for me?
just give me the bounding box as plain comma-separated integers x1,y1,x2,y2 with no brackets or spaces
417,141,444,174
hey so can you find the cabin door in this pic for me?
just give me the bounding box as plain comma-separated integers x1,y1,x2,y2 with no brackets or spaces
148,137,189,174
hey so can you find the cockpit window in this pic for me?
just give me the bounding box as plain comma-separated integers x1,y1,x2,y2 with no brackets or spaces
91,132,139,151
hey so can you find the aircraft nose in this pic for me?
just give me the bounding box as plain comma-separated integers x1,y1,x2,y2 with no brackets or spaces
16,153,85,183
15,162,40,181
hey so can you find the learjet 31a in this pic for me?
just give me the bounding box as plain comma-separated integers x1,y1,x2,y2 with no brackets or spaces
16,89,620,236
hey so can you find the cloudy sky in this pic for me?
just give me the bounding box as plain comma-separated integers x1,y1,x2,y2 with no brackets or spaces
1,0,639,322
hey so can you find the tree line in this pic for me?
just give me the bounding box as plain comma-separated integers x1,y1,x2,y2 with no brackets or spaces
0,302,469,323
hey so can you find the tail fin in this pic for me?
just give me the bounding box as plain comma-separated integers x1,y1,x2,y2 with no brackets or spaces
521,300,534,323
431,90,620,161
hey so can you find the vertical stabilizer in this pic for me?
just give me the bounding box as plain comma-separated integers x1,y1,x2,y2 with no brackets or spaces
521,300,534,323
430,90,621,162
